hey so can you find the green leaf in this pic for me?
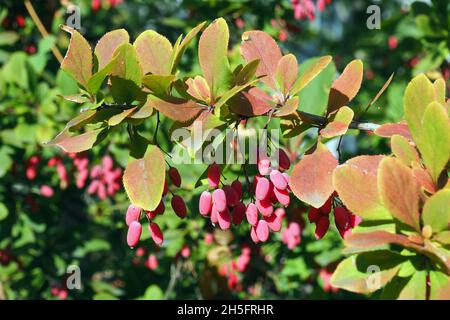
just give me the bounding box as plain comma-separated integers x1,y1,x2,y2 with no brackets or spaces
94,29,129,70
86,58,115,94
142,74,176,97
108,107,137,126
134,30,172,75
123,145,166,211
141,285,164,300
330,251,405,294
433,78,446,106
429,270,450,300
110,43,142,85
419,101,450,183
234,59,259,86
422,189,450,234
290,55,332,96
198,18,232,101
403,74,436,147
214,79,259,110
0,202,8,221
397,271,427,299
61,28,92,87
2,52,28,89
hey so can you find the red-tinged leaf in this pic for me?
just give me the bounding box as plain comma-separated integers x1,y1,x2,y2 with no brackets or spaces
170,21,206,74
94,29,129,70
241,30,282,90
275,96,298,117
320,106,354,138
148,95,205,123
228,87,273,117
374,122,412,140
110,43,142,85
290,142,338,208
61,28,92,87
333,155,391,220
275,54,298,95
327,59,363,114
186,76,211,103
390,134,420,166
134,30,172,75
198,18,232,101
345,231,412,249
123,145,166,211
403,74,436,147
290,55,332,96
378,157,420,231
47,128,106,153
412,167,436,194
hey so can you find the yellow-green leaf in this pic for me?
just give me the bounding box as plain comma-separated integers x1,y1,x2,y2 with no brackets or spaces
134,30,173,75
94,29,129,70
290,55,332,96
422,189,450,234
61,28,92,87
391,134,420,166
110,43,142,85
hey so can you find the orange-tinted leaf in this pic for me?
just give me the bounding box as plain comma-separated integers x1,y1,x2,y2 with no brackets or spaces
134,30,172,75
290,142,338,208
241,30,282,90
378,157,420,231
186,76,211,103
320,106,354,138
345,231,413,249
275,54,298,95
94,29,129,70
412,166,436,194
290,55,332,96
228,87,273,117
61,28,92,87
47,128,106,153
333,155,391,220
374,122,412,140
327,59,363,114
123,145,165,211
198,18,232,101
148,95,205,123
391,134,420,166
275,96,298,117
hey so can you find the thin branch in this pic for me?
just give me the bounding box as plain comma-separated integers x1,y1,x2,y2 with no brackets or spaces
298,111,379,132
24,0,64,63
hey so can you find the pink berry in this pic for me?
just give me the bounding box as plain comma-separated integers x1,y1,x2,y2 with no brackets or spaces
246,203,258,226
204,233,214,245
223,185,239,207
102,155,113,171
146,254,158,270
265,209,284,232
171,195,187,218
218,208,231,230
315,216,330,240
269,170,288,190
258,155,271,175
126,205,141,226
127,221,142,247
231,180,243,200
40,185,54,198
289,222,301,237
282,172,290,185
181,245,190,258
255,220,269,242
168,167,181,187
273,187,290,206
237,254,250,272
210,205,219,224
334,206,350,231
199,191,213,216
250,226,259,243
232,202,246,225
149,222,164,245
256,198,273,217
208,163,220,188
255,177,270,200
212,189,227,212
349,214,362,228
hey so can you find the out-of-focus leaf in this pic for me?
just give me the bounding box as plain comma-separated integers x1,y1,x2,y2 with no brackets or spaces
0,202,8,221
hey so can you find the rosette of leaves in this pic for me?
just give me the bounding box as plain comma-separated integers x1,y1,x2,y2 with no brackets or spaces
330,74,450,299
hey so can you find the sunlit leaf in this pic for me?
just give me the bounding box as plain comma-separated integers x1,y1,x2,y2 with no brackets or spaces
290,55,332,96
94,29,129,70
320,106,354,138
186,75,211,103
47,128,107,153
61,28,92,87
228,87,273,117
110,43,142,85
422,189,450,234
142,74,176,96
390,134,420,166
134,30,172,75
275,96,299,117
275,54,298,95
374,122,412,140
429,271,450,300
148,95,205,123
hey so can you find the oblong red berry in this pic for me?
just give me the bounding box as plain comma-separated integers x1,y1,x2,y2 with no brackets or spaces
126,205,141,226
218,208,231,230
149,222,163,245
127,221,142,247
232,202,246,225
162,180,169,197
273,187,290,206
278,149,291,171
199,191,212,216
210,205,219,224
264,212,282,232
154,201,165,215
349,214,362,228
334,206,350,231
168,167,181,187
320,196,333,214
258,155,271,176
308,207,320,223
223,185,239,207
250,226,259,243
315,216,330,240
171,195,187,218
212,189,227,212
146,210,157,220
256,198,273,217
208,163,220,188
246,203,258,226
231,180,242,200
255,177,270,200
269,170,288,190
255,219,269,242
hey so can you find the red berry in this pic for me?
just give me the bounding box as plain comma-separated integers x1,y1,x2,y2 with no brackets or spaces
181,245,190,258
40,185,54,198
210,205,219,224
273,187,290,206
199,191,212,216
154,201,165,215
246,203,258,226
171,195,187,218
208,163,220,188
218,208,231,230
256,198,273,217
15,15,25,28
168,167,181,187
232,202,246,225
308,207,320,223
315,216,330,240
349,214,362,228
212,189,227,212
250,226,259,243
278,149,291,170
127,221,142,247
146,254,158,270
255,220,269,242
149,222,163,245
264,212,282,232
162,180,169,196
223,185,239,207
255,177,270,200
126,205,141,226
269,170,288,190
258,155,271,175
334,206,350,231
320,196,333,214
231,180,242,200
